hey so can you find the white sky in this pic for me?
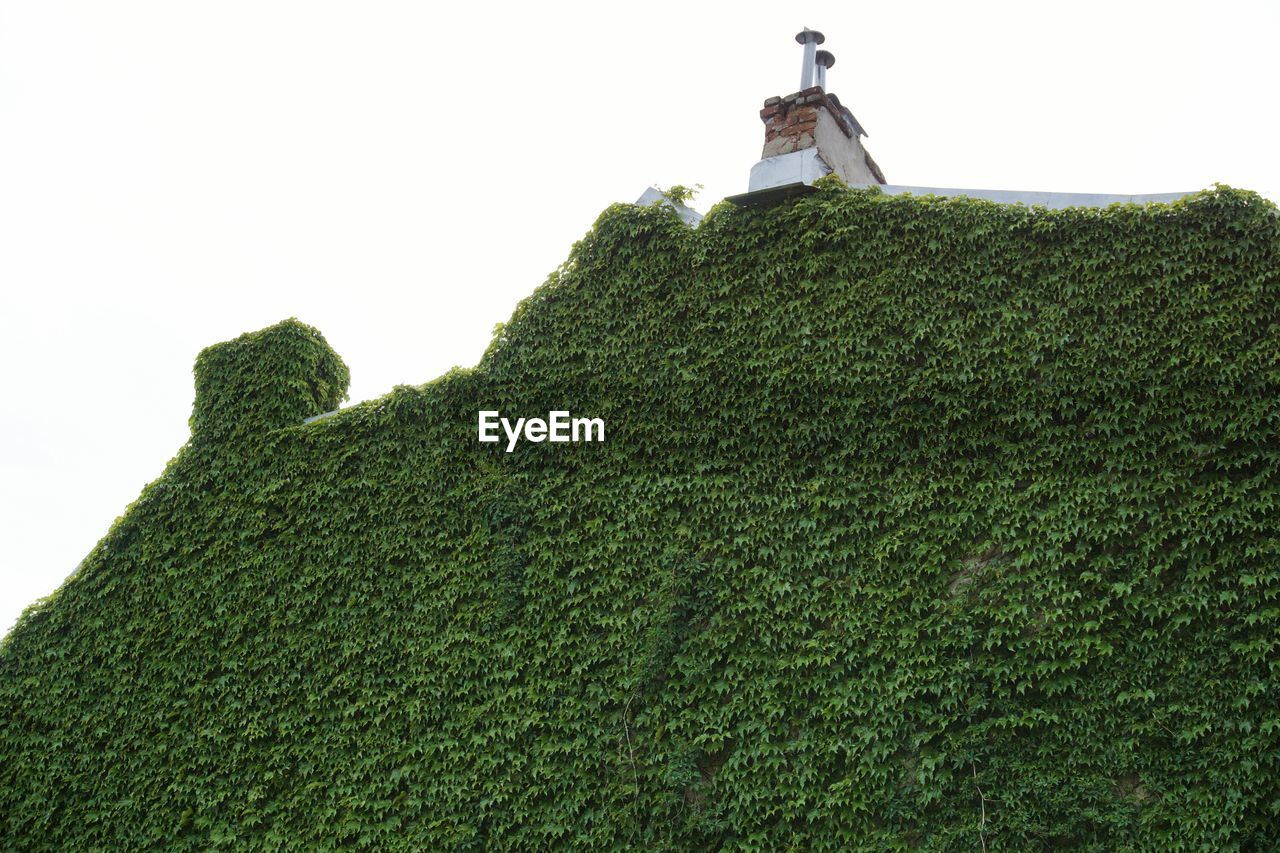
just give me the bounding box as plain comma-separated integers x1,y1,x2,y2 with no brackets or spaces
2,1,1277,635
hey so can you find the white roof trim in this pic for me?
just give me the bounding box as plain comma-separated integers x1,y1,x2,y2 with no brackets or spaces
878,185,1194,209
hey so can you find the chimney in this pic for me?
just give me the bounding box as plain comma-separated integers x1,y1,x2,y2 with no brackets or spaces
745,29,885,195
814,50,834,90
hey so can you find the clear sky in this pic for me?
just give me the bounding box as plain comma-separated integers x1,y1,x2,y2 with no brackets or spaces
2,0,1277,635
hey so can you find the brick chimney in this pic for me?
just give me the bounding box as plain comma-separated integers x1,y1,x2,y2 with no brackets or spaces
746,30,885,193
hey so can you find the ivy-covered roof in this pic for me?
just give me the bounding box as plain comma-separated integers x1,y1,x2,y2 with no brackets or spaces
2,181,1278,848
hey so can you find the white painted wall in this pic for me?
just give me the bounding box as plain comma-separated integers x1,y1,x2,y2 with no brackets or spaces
814,109,880,186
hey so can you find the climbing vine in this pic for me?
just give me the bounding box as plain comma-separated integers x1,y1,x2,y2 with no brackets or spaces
2,181,1278,848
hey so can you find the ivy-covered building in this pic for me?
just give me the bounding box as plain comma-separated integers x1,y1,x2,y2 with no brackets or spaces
2,32,1278,850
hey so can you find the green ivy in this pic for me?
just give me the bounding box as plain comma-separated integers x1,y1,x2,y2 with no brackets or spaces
659,184,703,206
190,319,350,443
2,181,1278,849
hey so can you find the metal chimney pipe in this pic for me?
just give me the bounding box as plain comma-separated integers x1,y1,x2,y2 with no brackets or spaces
815,50,835,90
795,28,825,90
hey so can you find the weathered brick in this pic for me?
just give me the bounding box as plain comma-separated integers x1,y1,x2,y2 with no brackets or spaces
762,137,795,157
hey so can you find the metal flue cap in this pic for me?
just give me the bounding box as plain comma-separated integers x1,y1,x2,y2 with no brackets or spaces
815,49,835,69
795,28,825,45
